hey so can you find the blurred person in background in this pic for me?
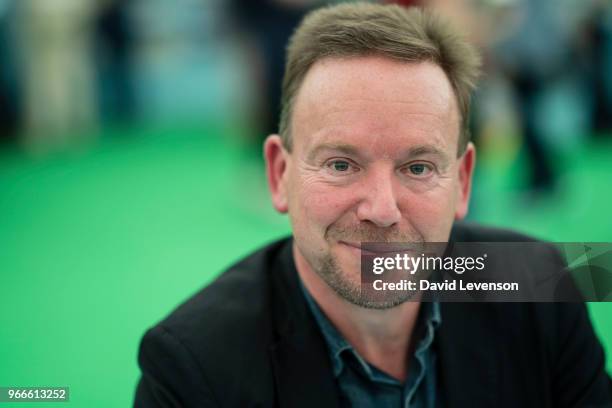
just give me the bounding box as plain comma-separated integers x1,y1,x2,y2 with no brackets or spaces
126,0,245,127
589,0,612,134
94,0,136,124
423,0,612,198
0,0,19,143
229,0,325,150
13,0,104,150
486,0,601,193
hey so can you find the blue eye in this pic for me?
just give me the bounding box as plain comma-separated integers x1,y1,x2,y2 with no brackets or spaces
404,163,433,177
325,159,359,176
409,164,426,175
332,161,350,172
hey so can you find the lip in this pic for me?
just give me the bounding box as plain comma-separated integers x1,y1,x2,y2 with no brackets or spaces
339,241,417,256
339,241,361,250
338,241,366,258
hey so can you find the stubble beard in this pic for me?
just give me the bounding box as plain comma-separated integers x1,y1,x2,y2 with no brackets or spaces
315,223,425,309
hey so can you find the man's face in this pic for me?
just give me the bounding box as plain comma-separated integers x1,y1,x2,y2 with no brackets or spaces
265,56,475,308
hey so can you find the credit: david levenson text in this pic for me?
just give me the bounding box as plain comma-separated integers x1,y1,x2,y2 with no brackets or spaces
371,279,519,292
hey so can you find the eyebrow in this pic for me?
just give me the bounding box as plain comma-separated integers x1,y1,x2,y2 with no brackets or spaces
402,145,450,165
306,143,364,163
306,142,450,167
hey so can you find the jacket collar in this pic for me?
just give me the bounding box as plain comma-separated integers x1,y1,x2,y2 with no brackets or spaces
268,238,341,408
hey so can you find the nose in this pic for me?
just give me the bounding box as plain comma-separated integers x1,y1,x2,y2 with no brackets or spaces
356,168,402,228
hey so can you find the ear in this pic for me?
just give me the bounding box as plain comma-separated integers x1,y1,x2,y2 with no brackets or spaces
264,135,289,213
454,142,476,220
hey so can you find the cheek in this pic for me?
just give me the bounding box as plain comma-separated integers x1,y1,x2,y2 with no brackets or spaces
290,180,357,233
399,185,458,239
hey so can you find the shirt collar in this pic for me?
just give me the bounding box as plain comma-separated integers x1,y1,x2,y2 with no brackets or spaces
300,280,441,378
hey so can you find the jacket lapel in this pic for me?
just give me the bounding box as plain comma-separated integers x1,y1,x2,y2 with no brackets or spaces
268,240,341,408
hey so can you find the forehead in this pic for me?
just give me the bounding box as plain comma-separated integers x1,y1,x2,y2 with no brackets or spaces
291,56,460,155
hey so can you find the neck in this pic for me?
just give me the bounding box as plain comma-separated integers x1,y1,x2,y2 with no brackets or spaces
294,243,421,381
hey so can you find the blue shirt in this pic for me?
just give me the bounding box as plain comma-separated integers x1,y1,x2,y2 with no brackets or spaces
301,284,441,408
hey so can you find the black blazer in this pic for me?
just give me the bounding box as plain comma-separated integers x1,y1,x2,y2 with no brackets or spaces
134,223,612,407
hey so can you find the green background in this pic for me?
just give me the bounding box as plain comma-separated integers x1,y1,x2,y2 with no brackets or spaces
1,124,610,407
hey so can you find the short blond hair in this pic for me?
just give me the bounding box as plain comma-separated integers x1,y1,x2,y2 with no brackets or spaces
279,2,481,155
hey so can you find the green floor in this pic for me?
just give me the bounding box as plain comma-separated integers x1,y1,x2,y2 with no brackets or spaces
1,125,610,407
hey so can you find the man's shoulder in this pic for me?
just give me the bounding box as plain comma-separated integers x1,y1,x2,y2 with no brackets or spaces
136,238,293,405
